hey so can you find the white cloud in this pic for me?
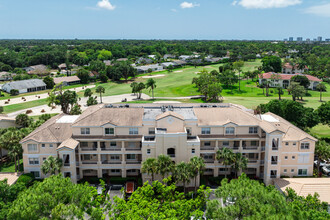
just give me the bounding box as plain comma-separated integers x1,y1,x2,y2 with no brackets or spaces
97,0,116,11
236,0,302,9
232,1,238,6
180,2,200,9
304,3,330,17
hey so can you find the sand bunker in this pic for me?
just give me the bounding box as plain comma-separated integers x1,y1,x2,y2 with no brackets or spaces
141,74,165,79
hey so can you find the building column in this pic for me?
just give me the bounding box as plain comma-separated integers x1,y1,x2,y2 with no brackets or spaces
214,167,219,177
239,140,243,152
122,169,126,178
97,169,102,178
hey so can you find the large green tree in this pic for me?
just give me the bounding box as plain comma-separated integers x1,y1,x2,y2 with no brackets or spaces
232,153,248,178
48,86,79,114
173,162,193,193
190,156,205,192
218,69,238,93
156,155,174,180
261,56,282,73
76,68,90,84
141,158,158,182
314,141,330,177
41,156,63,176
216,148,235,178
145,78,157,99
317,101,330,126
233,60,244,91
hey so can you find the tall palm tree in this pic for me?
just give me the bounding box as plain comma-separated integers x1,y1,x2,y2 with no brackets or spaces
95,85,105,103
156,154,174,180
174,162,193,193
41,156,63,176
141,158,158,181
190,156,205,191
8,145,23,173
216,148,234,178
316,83,327,102
232,153,248,178
145,78,157,99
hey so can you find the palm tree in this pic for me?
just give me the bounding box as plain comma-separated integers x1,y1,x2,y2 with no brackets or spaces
95,86,105,103
141,158,158,181
316,83,327,102
232,153,248,178
315,141,330,177
216,148,234,178
174,162,193,193
41,156,63,176
190,156,205,191
156,154,174,180
8,145,23,173
145,78,157,99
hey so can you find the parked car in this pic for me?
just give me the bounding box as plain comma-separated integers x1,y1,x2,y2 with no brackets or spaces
322,165,330,176
314,160,327,168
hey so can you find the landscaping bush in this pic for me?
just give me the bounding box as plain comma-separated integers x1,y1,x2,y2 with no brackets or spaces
10,89,19,96
16,173,35,187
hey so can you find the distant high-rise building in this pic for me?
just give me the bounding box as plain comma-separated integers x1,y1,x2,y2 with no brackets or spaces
297,37,303,42
289,37,294,42
317,36,322,42
325,39,330,42
284,38,288,41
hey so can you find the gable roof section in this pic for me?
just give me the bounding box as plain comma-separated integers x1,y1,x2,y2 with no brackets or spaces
53,76,80,84
156,111,184,121
57,138,79,151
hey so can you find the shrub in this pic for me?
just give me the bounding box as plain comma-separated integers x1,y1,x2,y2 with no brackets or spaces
16,173,35,187
10,89,19,96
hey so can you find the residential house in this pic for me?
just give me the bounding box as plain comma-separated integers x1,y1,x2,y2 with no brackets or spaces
259,72,322,90
21,103,316,186
116,58,128,62
136,57,153,65
103,60,112,66
148,55,157,59
135,64,163,73
179,55,191,61
160,62,177,69
0,72,15,81
23,64,48,75
163,54,175,60
54,76,81,86
172,60,187,66
2,79,47,94
282,63,308,74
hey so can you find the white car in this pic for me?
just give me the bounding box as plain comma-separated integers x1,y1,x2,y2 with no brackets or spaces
314,160,327,167
322,165,330,176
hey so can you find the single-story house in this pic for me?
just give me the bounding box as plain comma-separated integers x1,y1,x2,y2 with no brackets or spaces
58,63,67,70
116,58,128,62
0,72,16,81
160,62,178,69
136,57,153,65
259,72,322,90
148,55,156,59
179,55,191,61
205,57,221,63
53,76,81,86
274,178,330,210
2,79,47,94
23,64,48,75
282,63,308,74
163,54,175,60
172,60,187,66
135,64,163,73
103,60,112,66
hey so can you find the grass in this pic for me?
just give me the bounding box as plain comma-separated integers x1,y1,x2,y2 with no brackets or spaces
30,113,59,121
0,159,23,172
2,98,48,114
310,124,330,139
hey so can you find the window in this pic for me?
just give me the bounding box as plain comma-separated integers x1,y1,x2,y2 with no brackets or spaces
219,168,229,172
293,142,296,146
298,169,308,176
203,154,213,160
110,142,116,147
301,143,310,150
284,169,287,173
292,156,295,160
49,144,53,148
105,128,114,135
201,127,210,134
43,157,46,161
298,154,309,163
272,138,279,150
28,158,39,165
128,142,136,148
63,154,70,166
204,141,211,147
291,169,295,173
251,141,257,146
110,155,120,160
30,171,40,178
129,128,138,135
225,127,235,135
271,156,278,165
147,149,151,155
270,170,277,178
81,128,90,135
148,128,155,135
127,169,137,173
28,144,38,152
191,148,195,154
127,154,136,160
285,142,289,146
249,127,258,134
285,156,288,160
111,169,120,173
42,144,45,148
186,127,192,136
223,141,229,147
64,172,71,178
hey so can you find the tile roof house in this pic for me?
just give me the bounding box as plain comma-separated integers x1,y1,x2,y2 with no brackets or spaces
20,103,317,185
2,79,46,94
282,63,308,74
135,64,163,73
259,72,322,90
53,76,81,86
23,64,48,75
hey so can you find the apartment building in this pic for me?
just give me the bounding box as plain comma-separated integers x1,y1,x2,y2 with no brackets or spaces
20,103,317,185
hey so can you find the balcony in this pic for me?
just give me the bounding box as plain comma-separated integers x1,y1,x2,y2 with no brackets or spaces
248,160,258,164
81,147,97,151
102,160,121,164
271,161,278,165
272,147,278,151
64,163,70,167
270,175,277,179
126,148,141,151
260,160,264,165
143,136,155,142
101,147,121,151
200,147,215,151
126,161,142,164
243,146,258,150
81,161,97,165
261,147,265,151
168,154,175,158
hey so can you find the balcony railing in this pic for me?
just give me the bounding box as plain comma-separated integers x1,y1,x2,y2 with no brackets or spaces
126,161,142,164
81,148,97,151
168,154,175,158
64,163,70,167
200,147,215,151
271,161,278,165
81,161,97,164
272,147,278,151
248,160,258,163
144,136,155,141
101,148,121,151
243,146,258,150
102,161,121,164
270,175,277,179
125,148,141,151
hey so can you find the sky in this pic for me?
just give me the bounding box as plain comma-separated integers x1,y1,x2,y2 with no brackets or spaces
0,0,330,40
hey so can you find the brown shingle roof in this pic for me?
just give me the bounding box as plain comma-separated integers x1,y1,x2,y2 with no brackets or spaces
53,76,80,84
73,105,144,127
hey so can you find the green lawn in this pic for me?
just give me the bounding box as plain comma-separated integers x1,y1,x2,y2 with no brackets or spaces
0,159,23,172
2,98,48,114
310,124,330,139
